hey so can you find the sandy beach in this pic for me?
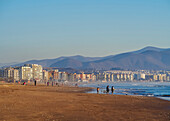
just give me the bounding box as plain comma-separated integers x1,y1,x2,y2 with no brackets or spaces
0,84,169,121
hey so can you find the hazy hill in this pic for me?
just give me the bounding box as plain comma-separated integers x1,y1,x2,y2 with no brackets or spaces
50,58,83,68
3,46,170,70
83,50,170,70
0,62,19,68
7,55,101,68
49,47,170,70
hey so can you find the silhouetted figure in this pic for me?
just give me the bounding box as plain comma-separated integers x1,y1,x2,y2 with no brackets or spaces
23,82,26,85
97,87,99,94
111,86,115,94
47,82,49,86
106,85,109,93
34,80,36,86
52,81,53,86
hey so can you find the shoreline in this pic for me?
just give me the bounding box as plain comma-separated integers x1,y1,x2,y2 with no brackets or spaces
79,81,170,101
0,84,170,121
86,88,170,101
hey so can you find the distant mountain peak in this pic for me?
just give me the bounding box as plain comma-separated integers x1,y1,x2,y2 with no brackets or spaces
143,46,161,50
133,46,168,54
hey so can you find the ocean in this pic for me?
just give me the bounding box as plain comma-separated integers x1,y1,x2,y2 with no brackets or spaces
79,82,170,101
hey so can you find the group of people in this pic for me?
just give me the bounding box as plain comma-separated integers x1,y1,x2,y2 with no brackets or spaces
97,85,115,94
21,80,37,86
46,82,61,87
21,81,60,87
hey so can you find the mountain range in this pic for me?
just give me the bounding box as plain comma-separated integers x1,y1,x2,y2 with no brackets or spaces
2,46,170,70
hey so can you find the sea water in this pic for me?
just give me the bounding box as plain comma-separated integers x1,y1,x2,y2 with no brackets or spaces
79,82,170,101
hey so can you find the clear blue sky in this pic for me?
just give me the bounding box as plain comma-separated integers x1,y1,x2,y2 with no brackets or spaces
0,0,170,63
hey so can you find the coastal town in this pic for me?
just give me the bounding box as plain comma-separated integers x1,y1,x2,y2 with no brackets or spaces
0,64,170,84
1,0,170,121
0,64,170,121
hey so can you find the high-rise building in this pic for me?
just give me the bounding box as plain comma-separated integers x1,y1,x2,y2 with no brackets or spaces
43,70,48,81
0,69,4,78
4,67,13,79
0,67,19,81
19,66,33,80
68,73,74,82
13,69,19,80
30,64,43,81
60,72,68,81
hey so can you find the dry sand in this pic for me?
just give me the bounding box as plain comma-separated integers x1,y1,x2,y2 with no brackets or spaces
0,84,170,121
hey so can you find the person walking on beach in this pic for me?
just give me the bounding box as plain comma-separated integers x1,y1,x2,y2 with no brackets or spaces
47,82,49,86
34,80,36,86
56,82,59,86
111,86,115,94
23,82,26,85
106,85,109,93
97,87,99,94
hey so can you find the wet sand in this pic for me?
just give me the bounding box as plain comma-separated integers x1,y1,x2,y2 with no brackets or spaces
0,84,170,121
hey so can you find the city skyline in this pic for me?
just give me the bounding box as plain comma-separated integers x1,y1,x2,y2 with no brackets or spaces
0,0,170,63
1,63,170,82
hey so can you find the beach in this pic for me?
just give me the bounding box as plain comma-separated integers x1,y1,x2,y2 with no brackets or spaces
0,84,169,121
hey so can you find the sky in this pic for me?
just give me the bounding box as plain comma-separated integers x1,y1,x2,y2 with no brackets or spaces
0,0,170,63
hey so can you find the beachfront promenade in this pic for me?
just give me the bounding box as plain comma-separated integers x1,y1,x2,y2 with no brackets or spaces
0,84,169,121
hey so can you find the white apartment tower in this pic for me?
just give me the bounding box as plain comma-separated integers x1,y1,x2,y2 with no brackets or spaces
19,66,33,80
31,64,43,81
